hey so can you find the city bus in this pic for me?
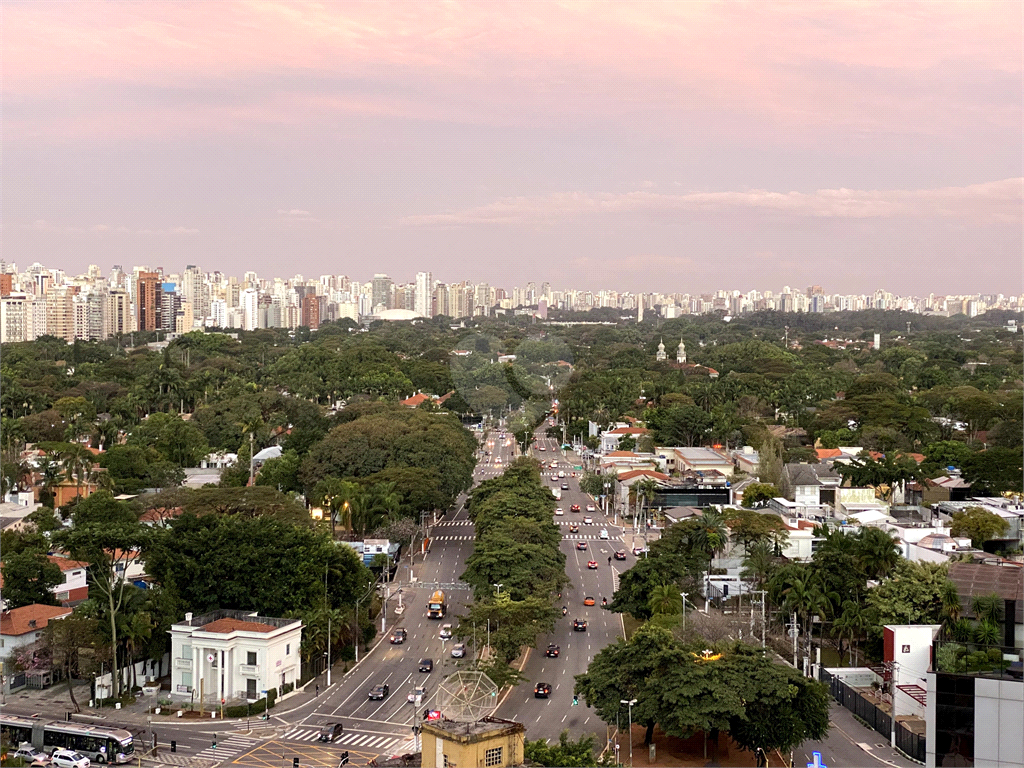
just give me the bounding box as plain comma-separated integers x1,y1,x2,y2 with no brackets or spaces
426,590,447,619
0,714,135,764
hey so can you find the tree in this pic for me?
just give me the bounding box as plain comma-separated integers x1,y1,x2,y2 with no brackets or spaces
960,447,1023,495
455,593,558,666
725,509,789,553
866,560,948,629
854,527,902,581
523,731,599,767
41,613,100,712
53,492,151,700
0,550,63,608
741,483,779,509
127,412,209,467
950,506,1011,548
741,540,778,590
648,584,683,616
756,435,783,487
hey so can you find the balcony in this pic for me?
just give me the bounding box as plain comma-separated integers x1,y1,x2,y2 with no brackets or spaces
933,639,1024,682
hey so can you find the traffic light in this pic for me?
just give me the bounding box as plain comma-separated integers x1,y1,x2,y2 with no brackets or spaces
170,742,176,754
293,758,299,768
212,739,217,750
340,752,350,766
572,694,579,706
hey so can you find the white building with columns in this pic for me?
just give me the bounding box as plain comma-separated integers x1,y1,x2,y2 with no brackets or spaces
169,610,302,703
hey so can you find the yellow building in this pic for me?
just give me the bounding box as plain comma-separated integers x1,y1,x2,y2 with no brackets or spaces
421,718,525,768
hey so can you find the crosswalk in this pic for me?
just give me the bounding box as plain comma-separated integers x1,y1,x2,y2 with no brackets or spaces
279,728,403,750
194,733,258,762
432,534,476,541
564,534,620,541
433,520,475,527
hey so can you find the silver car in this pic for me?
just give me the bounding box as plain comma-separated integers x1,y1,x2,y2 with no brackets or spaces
50,751,90,768
451,643,467,658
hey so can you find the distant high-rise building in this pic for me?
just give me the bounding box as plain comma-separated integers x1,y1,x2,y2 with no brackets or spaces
415,272,433,317
241,288,259,331
302,293,321,329
372,274,393,311
136,272,162,331
0,274,13,296
182,265,208,327
46,286,77,342
106,290,131,337
0,294,28,343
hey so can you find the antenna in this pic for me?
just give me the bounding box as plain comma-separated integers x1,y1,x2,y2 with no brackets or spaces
436,670,498,722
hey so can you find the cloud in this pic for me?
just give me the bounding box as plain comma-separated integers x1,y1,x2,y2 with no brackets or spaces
403,178,1023,227
277,209,312,216
22,220,198,235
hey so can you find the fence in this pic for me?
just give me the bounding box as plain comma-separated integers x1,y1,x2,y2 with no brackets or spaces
819,668,926,764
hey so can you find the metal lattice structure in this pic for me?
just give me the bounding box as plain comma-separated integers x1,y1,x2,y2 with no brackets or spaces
435,670,498,722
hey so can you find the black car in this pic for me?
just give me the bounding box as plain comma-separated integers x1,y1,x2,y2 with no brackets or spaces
368,684,389,700
545,644,560,658
419,658,434,672
573,618,587,632
534,682,552,698
614,550,627,560
318,723,344,743
389,628,407,644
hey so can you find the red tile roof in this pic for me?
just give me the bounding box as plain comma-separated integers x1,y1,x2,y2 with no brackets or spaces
0,604,72,636
47,555,89,571
401,393,432,407
605,450,645,458
617,470,669,482
816,448,842,459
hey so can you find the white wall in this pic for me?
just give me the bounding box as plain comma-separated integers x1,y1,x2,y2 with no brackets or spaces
973,677,1024,768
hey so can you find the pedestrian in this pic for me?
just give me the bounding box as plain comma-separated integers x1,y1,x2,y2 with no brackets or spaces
607,556,612,566
315,684,319,697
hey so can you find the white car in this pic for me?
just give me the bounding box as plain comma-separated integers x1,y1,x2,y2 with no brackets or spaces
408,684,428,703
555,508,564,516
586,504,596,513
600,529,610,540
439,624,453,639
583,516,593,525
451,643,467,658
558,471,565,478
50,752,90,768
13,747,49,767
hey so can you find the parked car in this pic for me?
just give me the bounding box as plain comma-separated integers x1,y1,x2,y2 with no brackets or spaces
368,684,390,700
451,643,466,658
587,560,598,569
534,682,552,698
573,619,587,632
419,658,434,672
13,747,50,767
318,723,344,743
545,644,560,658
389,628,407,644
50,752,90,768
614,550,627,560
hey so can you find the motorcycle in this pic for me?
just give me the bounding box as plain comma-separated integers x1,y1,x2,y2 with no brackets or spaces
562,606,568,616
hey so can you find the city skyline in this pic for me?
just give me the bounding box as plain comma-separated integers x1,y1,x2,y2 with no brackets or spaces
2,2,1021,294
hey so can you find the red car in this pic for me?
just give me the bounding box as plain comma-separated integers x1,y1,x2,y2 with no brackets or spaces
571,504,581,512
587,560,598,569
576,541,587,551
614,550,627,560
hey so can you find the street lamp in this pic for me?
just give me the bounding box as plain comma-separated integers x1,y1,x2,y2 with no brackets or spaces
620,699,637,768
680,592,688,634
493,583,503,596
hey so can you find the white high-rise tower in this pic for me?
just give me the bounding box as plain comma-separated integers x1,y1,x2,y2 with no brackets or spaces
415,272,433,317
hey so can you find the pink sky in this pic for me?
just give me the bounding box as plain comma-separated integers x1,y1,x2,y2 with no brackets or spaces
2,1,1021,293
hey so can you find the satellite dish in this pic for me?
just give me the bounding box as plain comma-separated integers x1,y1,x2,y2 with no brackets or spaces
436,670,498,722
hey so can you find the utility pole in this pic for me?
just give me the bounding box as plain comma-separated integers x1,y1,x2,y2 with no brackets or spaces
887,661,900,748
680,592,688,634
324,564,332,687
791,611,798,668
755,590,767,649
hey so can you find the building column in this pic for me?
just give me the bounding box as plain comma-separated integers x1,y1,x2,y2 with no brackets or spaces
193,645,201,701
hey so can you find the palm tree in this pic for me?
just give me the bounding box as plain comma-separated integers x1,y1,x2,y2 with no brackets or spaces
741,540,776,590
238,415,265,485
648,584,683,616
370,482,402,523
939,580,962,628
38,451,65,507
312,478,364,538
971,593,1004,626
832,600,869,665
855,527,901,580
635,478,658,526
691,509,729,580
121,611,153,691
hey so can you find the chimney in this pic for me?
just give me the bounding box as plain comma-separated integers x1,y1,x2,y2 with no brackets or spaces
184,612,193,625
29,619,37,628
